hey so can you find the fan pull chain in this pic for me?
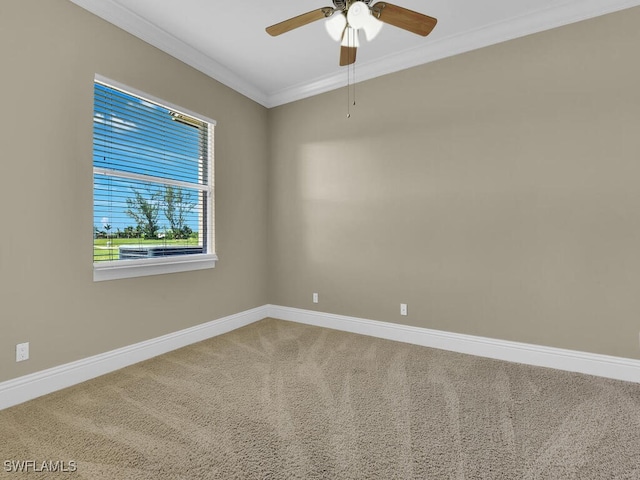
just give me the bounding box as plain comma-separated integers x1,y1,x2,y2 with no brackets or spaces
347,59,351,118
346,42,356,118
352,61,356,106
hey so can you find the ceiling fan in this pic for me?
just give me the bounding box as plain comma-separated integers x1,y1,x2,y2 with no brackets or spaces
266,0,437,66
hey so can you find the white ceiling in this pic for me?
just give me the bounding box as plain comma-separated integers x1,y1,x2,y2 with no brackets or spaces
70,0,640,107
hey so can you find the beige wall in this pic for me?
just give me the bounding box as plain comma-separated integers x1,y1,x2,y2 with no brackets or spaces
2,1,639,385
0,0,269,382
268,7,640,359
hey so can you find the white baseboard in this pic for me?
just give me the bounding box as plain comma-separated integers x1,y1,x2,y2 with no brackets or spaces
266,305,640,384
0,305,269,411
3,304,638,411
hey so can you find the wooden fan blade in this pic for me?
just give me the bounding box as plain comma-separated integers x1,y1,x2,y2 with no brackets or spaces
266,8,334,36
339,46,357,66
371,2,437,36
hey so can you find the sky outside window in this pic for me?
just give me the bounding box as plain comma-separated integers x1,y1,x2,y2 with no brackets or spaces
93,82,207,236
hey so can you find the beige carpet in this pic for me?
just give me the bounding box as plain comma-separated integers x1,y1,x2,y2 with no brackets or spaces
1,318,639,479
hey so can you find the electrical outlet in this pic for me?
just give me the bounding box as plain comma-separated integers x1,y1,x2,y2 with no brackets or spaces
16,342,29,362
400,303,408,316
313,293,319,304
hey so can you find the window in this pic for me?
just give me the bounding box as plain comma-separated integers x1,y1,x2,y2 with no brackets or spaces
93,75,216,281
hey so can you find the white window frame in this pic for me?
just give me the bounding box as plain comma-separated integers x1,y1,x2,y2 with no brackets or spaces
93,74,217,282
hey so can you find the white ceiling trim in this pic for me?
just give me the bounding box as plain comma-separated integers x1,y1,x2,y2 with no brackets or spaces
267,0,640,107
69,0,269,106
70,0,640,108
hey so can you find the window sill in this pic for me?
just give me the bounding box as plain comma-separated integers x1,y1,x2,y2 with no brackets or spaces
93,253,218,282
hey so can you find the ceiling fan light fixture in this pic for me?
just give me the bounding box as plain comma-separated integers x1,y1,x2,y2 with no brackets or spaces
362,15,383,41
346,1,369,29
347,1,382,42
325,11,346,42
341,26,360,48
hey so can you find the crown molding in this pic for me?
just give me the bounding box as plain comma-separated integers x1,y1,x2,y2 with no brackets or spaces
266,0,640,107
70,0,640,108
69,0,270,106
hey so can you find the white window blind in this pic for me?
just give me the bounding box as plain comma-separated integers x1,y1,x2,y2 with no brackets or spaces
93,76,216,281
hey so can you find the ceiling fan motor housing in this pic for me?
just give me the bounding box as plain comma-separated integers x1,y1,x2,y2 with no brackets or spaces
333,0,347,10
333,0,373,11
